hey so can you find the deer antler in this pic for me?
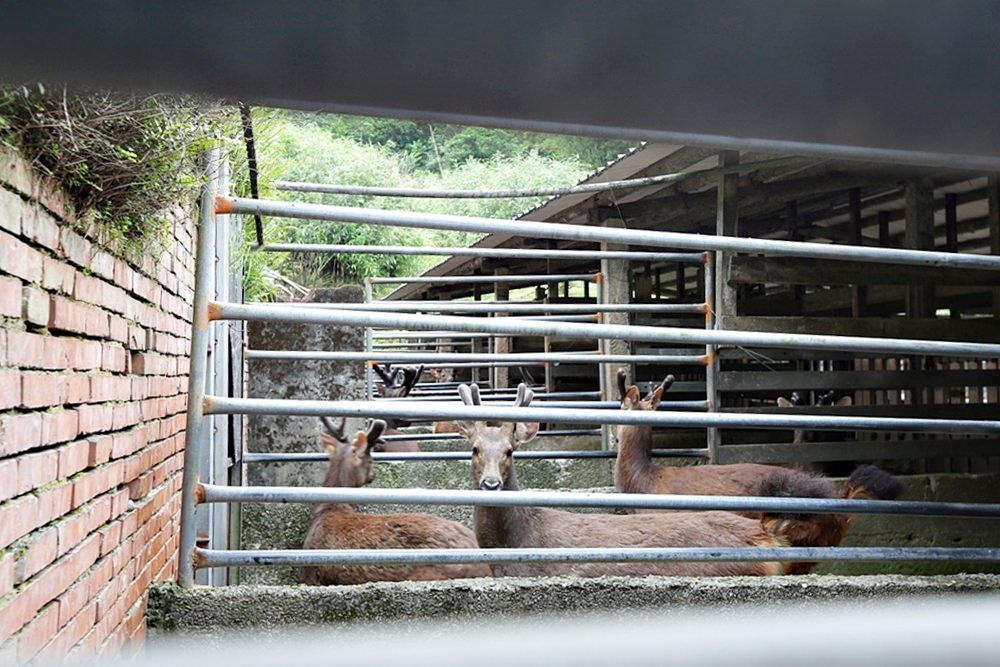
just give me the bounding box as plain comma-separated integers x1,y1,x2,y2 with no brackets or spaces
373,363,394,385
365,419,386,444
617,368,629,401
513,382,534,408
321,416,347,442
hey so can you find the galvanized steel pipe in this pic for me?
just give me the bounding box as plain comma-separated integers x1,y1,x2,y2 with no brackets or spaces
216,195,1000,271
198,483,1000,518
254,242,706,263
196,546,1000,569
203,395,1000,434
245,350,708,365
212,301,1000,358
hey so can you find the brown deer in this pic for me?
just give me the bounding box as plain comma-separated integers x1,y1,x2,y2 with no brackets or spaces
454,382,803,578
371,363,424,452
615,369,902,573
300,417,492,585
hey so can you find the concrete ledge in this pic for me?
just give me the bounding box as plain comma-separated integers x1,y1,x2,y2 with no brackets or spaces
147,573,1000,637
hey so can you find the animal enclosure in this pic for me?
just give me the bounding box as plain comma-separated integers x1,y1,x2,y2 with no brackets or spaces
180,143,1000,587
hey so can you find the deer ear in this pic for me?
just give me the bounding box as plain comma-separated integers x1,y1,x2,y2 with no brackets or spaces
454,420,479,440
776,397,794,408
624,386,641,408
513,421,539,445
319,432,340,454
647,386,665,409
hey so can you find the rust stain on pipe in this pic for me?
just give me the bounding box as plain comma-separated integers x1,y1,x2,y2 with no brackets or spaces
214,194,236,214
207,302,222,321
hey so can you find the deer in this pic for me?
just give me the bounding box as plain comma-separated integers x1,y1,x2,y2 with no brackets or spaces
370,363,424,452
453,382,818,578
615,369,902,573
300,416,493,585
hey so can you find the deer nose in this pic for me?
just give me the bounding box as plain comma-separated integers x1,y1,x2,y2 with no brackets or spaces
480,478,502,491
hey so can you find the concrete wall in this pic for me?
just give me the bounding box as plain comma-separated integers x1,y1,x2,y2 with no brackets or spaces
0,147,192,661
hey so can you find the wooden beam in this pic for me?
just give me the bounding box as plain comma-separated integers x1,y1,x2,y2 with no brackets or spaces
727,256,1000,287
717,368,1000,392
716,438,1000,464
904,178,937,317
718,314,1000,343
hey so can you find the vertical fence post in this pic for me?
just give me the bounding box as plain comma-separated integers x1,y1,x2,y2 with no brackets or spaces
178,146,220,588
365,278,375,399
704,251,720,462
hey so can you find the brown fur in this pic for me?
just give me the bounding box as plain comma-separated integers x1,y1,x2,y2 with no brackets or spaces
615,371,902,574
457,383,790,578
301,419,492,585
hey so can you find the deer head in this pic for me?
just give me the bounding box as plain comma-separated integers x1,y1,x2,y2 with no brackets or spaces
455,383,539,491
318,417,387,488
775,391,853,444
617,368,675,412
373,363,424,398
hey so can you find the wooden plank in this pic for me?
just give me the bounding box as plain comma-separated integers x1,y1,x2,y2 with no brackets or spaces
728,256,1000,287
734,403,997,420
719,314,1000,343
716,437,1000,464
905,178,936,317
717,368,1000,392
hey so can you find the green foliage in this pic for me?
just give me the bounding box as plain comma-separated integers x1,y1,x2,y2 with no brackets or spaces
237,109,637,301
0,84,225,257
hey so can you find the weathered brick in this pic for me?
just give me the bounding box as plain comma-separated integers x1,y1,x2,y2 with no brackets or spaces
37,600,96,665
0,184,23,235
66,373,91,404
89,375,130,403
71,462,122,508
0,369,21,410
36,483,73,526
41,409,80,446
20,371,65,408
18,527,58,582
73,273,127,315
0,229,44,283
21,285,50,326
0,412,43,455
113,260,134,293
6,330,45,368
90,251,116,282
102,344,126,373
16,449,59,495
77,404,112,436
42,256,75,294
0,275,20,317
87,435,113,467
22,205,61,251
0,459,17,503
68,339,103,371
0,494,38,551
16,602,60,663
108,315,128,343
59,228,92,268
58,439,92,479
0,552,13,597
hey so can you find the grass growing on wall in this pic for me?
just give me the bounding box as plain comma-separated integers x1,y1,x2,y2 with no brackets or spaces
0,84,226,257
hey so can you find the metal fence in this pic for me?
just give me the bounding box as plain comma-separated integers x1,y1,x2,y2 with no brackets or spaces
177,147,1000,588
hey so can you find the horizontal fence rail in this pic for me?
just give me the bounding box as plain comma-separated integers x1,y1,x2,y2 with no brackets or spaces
198,484,1000,518
368,273,599,285
216,195,1000,271
241,448,709,463
245,350,709,364
249,301,707,314
196,546,1000,569
211,302,1000,358
203,396,1000,434
253,243,707,263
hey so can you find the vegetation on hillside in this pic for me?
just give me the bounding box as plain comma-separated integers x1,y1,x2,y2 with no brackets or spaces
244,109,635,300
0,87,635,299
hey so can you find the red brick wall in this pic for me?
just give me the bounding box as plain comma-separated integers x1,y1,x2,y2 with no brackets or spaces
0,148,193,662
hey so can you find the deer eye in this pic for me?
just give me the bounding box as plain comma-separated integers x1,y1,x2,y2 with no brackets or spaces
471,446,480,456
504,448,513,458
